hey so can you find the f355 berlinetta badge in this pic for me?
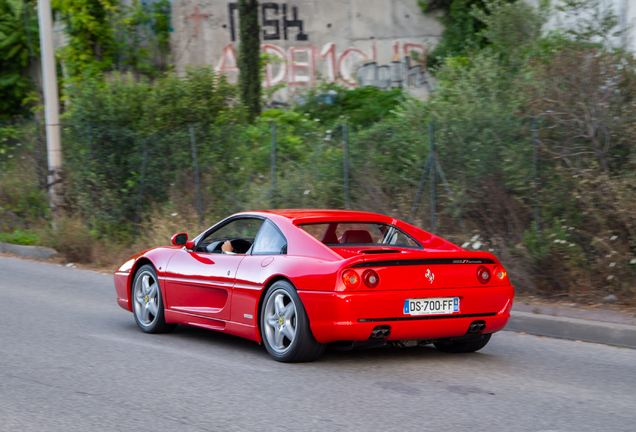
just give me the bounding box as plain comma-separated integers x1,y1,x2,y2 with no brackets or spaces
425,269,434,283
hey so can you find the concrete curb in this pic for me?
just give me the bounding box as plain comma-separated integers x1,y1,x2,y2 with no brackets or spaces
0,242,58,259
504,311,636,349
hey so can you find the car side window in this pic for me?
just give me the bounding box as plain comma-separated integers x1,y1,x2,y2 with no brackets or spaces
195,218,264,254
252,220,287,255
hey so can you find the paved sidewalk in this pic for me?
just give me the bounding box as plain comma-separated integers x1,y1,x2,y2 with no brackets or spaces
512,302,636,325
0,242,57,259
505,303,636,349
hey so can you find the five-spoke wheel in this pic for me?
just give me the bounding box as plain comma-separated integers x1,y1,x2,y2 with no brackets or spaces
263,289,298,354
132,264,177,334
260,280,325,362
133,270,159,327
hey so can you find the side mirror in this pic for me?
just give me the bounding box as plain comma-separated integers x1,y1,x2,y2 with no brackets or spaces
171,233,188,246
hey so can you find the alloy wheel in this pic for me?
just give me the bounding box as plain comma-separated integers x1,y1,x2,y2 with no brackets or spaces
133,271,159,328
263,289,298,354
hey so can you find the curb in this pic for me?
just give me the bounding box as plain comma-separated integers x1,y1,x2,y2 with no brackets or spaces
504,311,636,349
0,242,58,259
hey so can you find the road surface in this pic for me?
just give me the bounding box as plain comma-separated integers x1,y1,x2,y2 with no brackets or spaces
1,255,634,431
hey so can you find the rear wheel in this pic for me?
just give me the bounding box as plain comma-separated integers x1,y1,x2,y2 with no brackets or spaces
260,280,325,362
132,264,177,334
434,334,491,353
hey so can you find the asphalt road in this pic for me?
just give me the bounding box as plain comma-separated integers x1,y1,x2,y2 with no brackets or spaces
1,256,635,432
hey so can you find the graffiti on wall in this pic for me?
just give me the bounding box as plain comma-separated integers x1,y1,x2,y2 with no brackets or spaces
357,46,429,90
186,7,209,38
216,40,429,89
227,2,308,42
181,3,430,91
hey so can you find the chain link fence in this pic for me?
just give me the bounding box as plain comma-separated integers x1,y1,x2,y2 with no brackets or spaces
56,117,477,237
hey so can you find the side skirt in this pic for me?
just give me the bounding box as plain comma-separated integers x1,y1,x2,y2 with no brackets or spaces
164,309,260,343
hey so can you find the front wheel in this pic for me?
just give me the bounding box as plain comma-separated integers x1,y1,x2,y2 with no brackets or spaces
132,264,177,334
260,280,325,362
434,334,492,353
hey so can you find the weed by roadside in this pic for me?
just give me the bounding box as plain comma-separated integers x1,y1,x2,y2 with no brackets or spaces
0,229,40,245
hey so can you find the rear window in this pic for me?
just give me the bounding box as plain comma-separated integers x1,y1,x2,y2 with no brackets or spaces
299,222,421,248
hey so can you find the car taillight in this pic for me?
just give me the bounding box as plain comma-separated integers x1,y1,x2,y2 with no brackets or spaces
476,266,491,284
342,270,360,289
493,266,507,281
362,269,380,288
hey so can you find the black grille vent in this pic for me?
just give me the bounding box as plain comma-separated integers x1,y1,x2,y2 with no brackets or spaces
352,258,495,268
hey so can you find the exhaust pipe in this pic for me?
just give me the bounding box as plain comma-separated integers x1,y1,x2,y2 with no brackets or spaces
371,325,391,339
467,320,486,334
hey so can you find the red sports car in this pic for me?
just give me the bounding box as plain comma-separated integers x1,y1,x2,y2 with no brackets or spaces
114,210,514,362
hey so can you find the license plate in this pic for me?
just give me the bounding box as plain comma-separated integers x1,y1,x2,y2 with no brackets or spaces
404,297,459,315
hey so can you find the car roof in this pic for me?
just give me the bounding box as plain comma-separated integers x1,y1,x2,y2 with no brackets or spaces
223,209,464,257
236,209,396,225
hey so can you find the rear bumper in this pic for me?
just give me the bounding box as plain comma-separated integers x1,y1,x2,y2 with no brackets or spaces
298,285,514,344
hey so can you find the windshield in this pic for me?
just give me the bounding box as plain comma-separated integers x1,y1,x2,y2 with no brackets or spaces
299,222,421,248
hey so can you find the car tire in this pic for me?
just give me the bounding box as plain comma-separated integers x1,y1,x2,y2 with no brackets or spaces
260,280,325,362
434,333,492,353
132,264,177,334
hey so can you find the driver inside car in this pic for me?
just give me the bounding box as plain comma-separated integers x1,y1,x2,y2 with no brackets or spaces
221,240,235,254
221,221,285,255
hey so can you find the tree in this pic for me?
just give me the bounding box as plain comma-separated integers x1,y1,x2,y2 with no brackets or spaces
524,48,636,174
52,0,118,78
52,0,172,80
237,0,260,122
418,0,491,67
0,0,40,118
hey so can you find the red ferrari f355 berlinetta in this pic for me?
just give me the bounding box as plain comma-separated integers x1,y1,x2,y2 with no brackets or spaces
114,210,514,362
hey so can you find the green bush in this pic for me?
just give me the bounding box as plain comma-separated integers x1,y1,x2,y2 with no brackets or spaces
292,83,406,126
59,68,410,236
60,67,241,237
49,215,94,263
0,229,40,245
0,121,49,231
2,0,634,303
0,0,40,118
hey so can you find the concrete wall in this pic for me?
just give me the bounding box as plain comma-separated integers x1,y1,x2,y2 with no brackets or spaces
49,0,636,101
533,0,636,51
169,0,443,100
620,0,636,51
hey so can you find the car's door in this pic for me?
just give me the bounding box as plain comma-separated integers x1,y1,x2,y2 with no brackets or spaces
164,217,264,322
232,219,288,326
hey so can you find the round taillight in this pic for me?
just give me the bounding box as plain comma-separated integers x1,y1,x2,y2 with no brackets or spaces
363,269,380,288
342,270,360,289
493,265,506,281
477,266,491,284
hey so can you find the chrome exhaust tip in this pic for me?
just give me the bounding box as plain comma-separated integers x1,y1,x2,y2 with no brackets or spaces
370,325,391,339
467,320,486,334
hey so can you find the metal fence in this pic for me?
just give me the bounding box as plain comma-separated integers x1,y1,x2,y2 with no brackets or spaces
1,115,540,243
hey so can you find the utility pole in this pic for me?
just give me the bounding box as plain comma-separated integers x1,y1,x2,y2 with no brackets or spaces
37,0,63,211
